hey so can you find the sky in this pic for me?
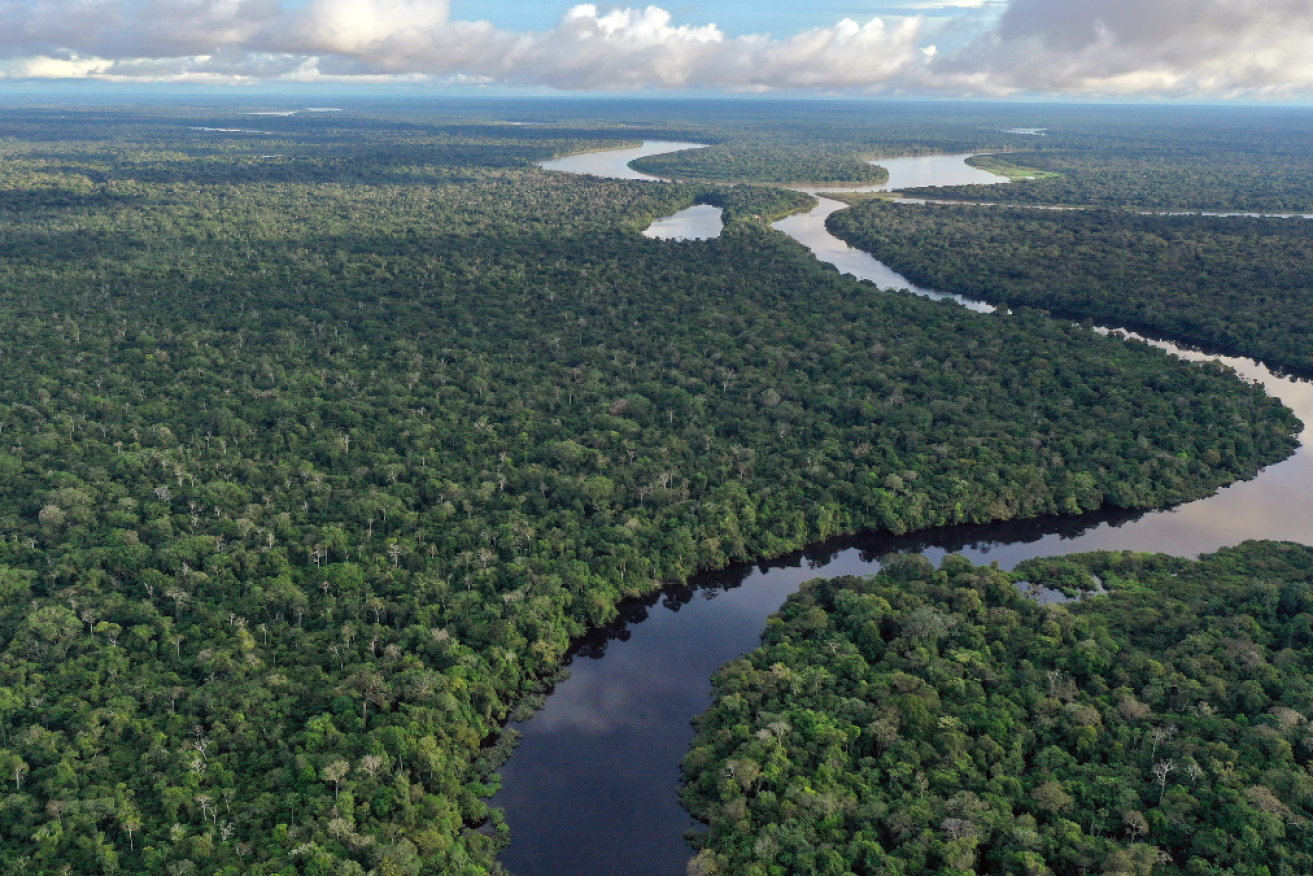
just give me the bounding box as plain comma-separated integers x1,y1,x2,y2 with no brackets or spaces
449,0,1003,38
1,0,1311,99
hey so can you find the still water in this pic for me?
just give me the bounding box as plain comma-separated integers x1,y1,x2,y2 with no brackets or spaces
642,204,724,241
500,145,1313,876
536,140,705,180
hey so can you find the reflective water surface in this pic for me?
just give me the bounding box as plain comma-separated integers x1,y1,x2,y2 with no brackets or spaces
537,140,704,180
498,144,1313,876
773,195,992,311
642,204,724,241
804,151,1008,194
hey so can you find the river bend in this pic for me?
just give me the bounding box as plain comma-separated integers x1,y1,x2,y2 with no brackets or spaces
490,143,1313,876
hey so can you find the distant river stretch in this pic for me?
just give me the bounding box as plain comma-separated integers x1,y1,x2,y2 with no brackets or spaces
491,142,1313,876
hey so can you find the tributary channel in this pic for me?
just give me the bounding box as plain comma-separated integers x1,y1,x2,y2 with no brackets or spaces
492,142,1313,876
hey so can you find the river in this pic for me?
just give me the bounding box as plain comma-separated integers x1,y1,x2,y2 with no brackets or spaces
491,143,1313,876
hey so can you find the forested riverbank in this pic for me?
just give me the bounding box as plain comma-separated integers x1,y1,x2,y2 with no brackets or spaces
683,541,1313,876
630,143,891,186
826,202,1313,375
905,147,1313,213
583,102,1313,210
529,125,1313,876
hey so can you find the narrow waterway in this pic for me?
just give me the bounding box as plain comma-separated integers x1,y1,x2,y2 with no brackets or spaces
496,145,1313,876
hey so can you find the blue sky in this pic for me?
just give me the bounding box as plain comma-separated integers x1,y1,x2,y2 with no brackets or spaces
449,0,1000,35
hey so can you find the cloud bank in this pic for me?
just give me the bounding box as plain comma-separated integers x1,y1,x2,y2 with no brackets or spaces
1,0,1311,97
931,0,1313,97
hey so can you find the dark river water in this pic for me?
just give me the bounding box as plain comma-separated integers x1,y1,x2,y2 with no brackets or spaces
491,144,1313,876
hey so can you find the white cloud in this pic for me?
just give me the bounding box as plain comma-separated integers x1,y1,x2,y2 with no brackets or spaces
0,0,1310,97
293,0,451,52
502,9,925,91
928,0,1313,97
0,0,928,89
2,53,112,78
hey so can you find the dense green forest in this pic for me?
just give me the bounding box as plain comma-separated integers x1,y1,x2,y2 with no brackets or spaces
826,202,1313,374
958,155,1062,182
630,143,891,185
683,541,1313,876
0,102,1300,875
908,149,1313,213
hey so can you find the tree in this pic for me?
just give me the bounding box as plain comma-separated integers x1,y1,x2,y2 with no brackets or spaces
322,759,349,801
345,668,390,724
359,754,385,778
121,810,142,850
1152,760,1175,799
1124,810,1149,841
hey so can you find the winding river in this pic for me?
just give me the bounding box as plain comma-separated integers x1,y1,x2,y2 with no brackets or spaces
492,143,1313,876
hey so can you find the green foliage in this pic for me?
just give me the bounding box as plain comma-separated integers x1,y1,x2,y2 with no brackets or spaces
683,542,1313,876
964,155,1062,181
0,102,1298,874
897,105,1313,212
632,142,891,185
827,201,1313,374
617,102,1313,205
910,147,1313,212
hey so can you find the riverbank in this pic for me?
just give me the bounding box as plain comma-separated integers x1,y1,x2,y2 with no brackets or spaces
497,142,1312,876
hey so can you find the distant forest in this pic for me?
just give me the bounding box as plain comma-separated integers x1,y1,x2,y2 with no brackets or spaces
620,102,1313,209
913,149,1313,213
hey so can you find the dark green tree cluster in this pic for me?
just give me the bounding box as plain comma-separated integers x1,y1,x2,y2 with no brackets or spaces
0,103,1299,875
908,148,1313,213
630,143,891,186
683,541,1313,876
827,202,1313,374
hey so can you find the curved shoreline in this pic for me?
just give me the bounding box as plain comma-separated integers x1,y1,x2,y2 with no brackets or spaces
497,141,1313,876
